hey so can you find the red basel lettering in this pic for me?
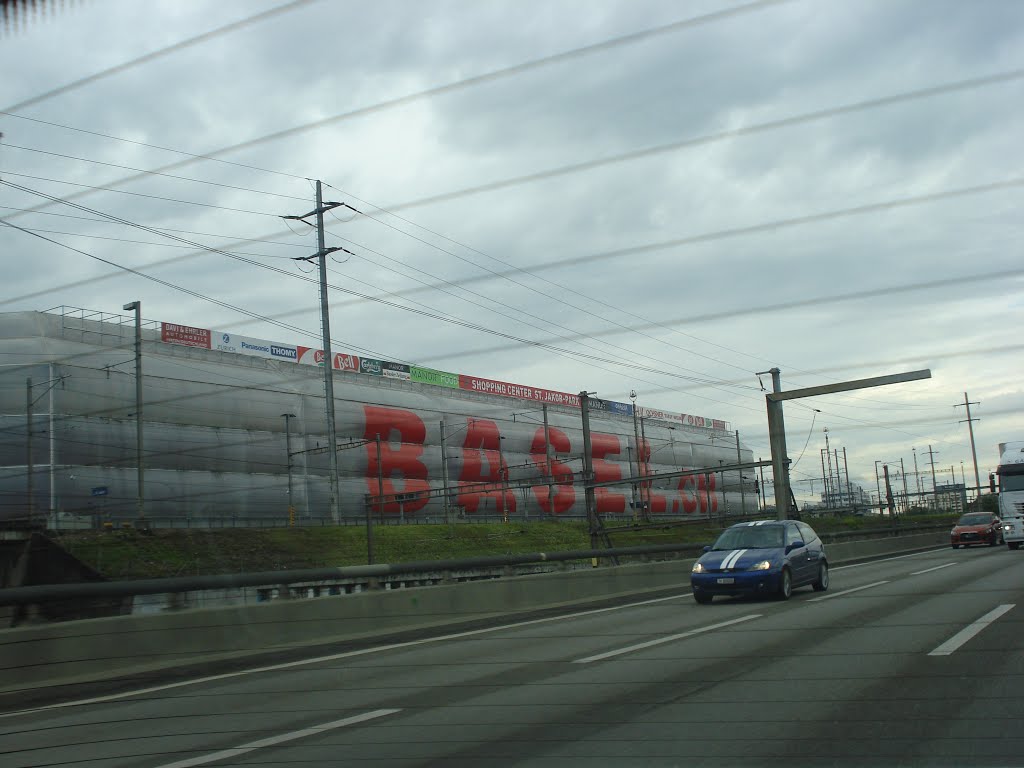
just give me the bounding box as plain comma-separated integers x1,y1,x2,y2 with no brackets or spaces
363,405,429,515
591,433,626,514
529,426,575,514
456,418,515,516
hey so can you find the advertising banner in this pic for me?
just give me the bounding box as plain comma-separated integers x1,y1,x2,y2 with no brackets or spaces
382,362,411,381
213,331,297,363
359,357,384,376
161,323,211,349
333,353,360,372
411,366,459,389
159,320,728,431
297,346,324,367
458,374,583,408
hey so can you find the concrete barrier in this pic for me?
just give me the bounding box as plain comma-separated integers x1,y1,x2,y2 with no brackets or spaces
0,531,948,695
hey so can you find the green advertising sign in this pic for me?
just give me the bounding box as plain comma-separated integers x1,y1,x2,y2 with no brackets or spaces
410,365,458,389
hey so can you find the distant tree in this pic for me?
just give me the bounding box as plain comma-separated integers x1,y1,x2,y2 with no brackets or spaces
980,494,999,513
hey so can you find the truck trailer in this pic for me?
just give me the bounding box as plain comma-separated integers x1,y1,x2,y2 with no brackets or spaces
997,442,1024,549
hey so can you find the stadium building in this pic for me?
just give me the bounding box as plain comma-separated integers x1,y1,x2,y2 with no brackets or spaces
0,307,755,528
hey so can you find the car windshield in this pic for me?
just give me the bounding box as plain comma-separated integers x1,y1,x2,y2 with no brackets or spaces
957,513,990,526
713,526,784,550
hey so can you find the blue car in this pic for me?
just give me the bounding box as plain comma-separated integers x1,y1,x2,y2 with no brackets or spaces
691,520,829,604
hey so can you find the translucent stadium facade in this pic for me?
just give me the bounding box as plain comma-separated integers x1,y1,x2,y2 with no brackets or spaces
0,309,755,528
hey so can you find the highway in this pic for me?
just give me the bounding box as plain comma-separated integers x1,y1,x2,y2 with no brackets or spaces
2,544,1022,767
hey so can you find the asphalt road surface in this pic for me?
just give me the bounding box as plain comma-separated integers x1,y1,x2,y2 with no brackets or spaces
2,544,1022,767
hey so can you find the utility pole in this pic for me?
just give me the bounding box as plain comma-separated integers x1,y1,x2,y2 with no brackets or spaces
820,449,830,509
823,428,834,507
630,392,642,520
639,416,651,521
955,392,982,502
282,413,297,525
370,433,383,562
874,461,884,514
578,391,598,548
122,301,145,523
913,447,921,500
900,458,909,514
439,420,451,521
285,181,345,523
759,368,791,520
883,464,895,518
735,430,747,515
542,404,554,515
927,445,939,510
843,447,853,512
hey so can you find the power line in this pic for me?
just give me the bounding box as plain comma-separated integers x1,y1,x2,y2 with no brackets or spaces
320,212,755,394
0,170,283,217
373,69,1024,215
326,190,759,379
2,0,321,113
2,142,309,201
0,1,792,219
0,181,766,406
0,205,312,246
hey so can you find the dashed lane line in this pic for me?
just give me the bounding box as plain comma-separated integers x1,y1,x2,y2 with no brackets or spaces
573,614,761,664
808,580,890,603
153,709,402,768
910,562,957,576
928,604,1015,657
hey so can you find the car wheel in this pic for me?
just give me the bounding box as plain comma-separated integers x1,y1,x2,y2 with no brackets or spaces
777,567,792,600
812,561,829,592
694,591,712,605
951,543,960,549
1009,542,1021,551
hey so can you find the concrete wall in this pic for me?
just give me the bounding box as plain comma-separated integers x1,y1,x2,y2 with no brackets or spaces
0,530,947,695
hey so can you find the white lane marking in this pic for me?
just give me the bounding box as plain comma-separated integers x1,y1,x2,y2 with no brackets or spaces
0,545,967,718
831,547,949,572
153,708,400,768
808,580,889,602
910,562,957,576
1,587,696,719
573,614,761,664
928,604,1015,657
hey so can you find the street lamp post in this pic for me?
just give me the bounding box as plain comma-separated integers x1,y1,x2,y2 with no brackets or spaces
122,301,144,524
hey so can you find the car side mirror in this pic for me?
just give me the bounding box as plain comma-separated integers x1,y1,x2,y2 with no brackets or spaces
702,545,712,553
787,540,805,552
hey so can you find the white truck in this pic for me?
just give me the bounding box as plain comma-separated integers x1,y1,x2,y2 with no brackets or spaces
997,442,1024,549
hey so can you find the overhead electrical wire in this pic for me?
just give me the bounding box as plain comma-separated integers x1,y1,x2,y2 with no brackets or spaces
0,180,768,408
1,0,322,113
1,142,310,201
319,211,756,394
0,0,793,221
325,189,759,379
2,66,1018,402
0,170,283,217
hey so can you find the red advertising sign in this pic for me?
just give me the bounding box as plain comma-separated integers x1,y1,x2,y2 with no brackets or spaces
334,353,360,372
160,323,211,349
459,374,582,408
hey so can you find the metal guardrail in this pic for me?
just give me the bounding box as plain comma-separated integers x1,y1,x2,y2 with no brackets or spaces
0,543,699,606
0,522,951,607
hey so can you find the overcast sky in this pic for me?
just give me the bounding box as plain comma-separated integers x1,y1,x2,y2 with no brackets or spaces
1,0,1022,505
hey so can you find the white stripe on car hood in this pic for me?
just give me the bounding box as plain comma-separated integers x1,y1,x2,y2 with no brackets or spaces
720,549,747,569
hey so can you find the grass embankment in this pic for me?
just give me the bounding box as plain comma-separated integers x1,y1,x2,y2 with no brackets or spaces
54,513,956,581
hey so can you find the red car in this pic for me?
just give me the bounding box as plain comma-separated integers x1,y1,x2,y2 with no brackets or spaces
950,512,1002,548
